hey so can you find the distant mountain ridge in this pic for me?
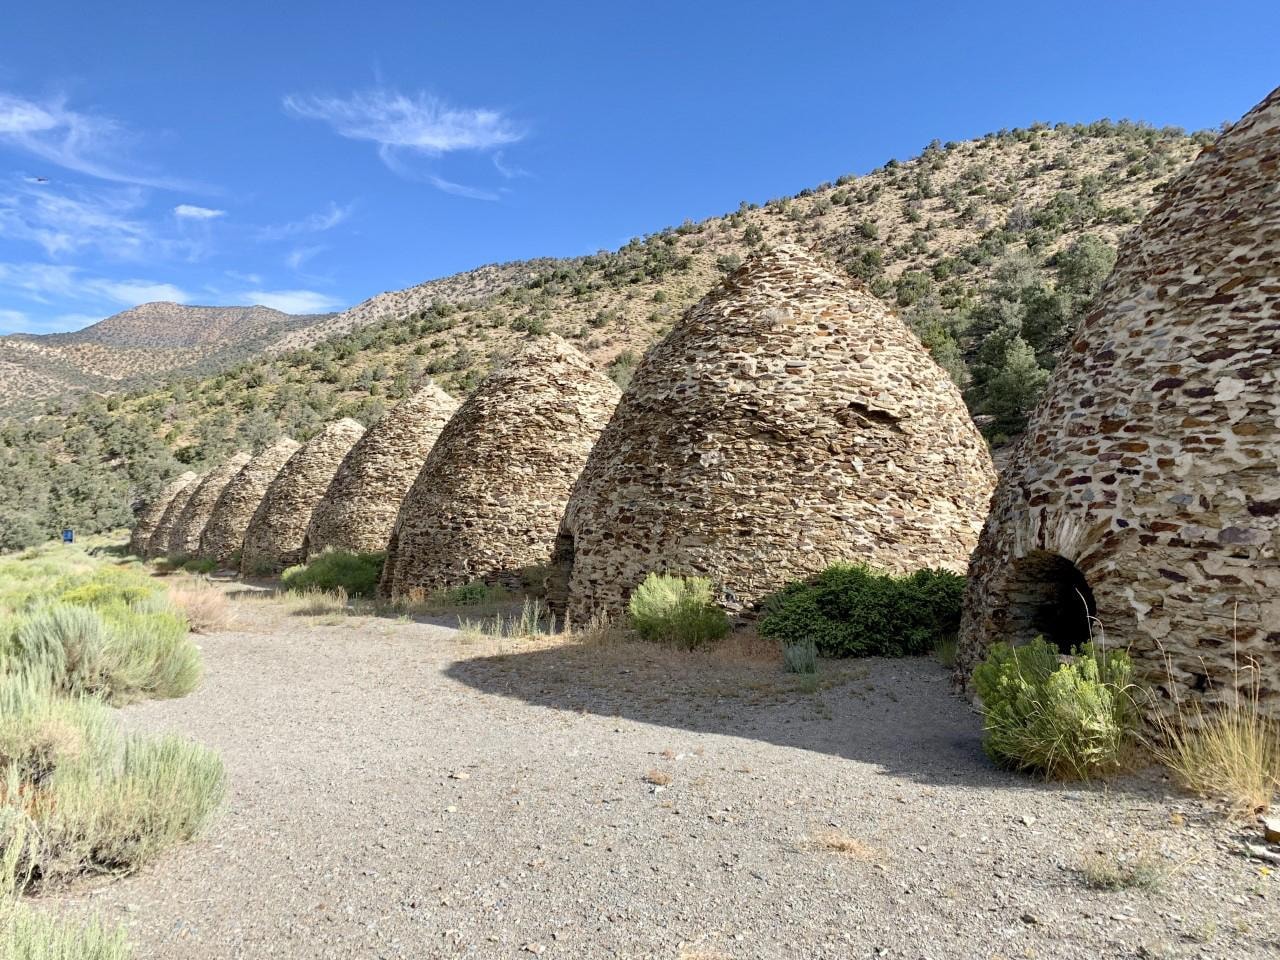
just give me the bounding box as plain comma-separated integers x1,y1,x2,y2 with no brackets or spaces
37,302,315,349
0,302,335,411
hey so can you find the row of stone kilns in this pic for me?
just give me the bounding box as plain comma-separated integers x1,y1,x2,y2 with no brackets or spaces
132,84,1280,720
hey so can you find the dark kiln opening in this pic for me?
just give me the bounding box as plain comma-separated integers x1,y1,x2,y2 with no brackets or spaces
545,532,576,618
1001,551,1097,653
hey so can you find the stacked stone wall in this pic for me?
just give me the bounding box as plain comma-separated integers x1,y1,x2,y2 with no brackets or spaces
552,243,996,624
958,87,1280,717
380,336,619,599
200,437,300,565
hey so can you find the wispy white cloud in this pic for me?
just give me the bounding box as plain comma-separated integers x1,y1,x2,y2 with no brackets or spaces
90,278,190,304
257,201,352,241
283,86,523,198
174,203,224,219
285,245,326,270
0,260,190,307
239,289,342,313
492,150,529,179
0,91,194,190
284,88,522,153
0,183,157,259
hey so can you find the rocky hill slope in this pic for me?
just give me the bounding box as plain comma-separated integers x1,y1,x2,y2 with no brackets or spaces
0,303,332,411
0,119,1213,551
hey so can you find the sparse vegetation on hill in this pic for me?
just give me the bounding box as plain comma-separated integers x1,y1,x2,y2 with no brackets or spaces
0,120,1211,551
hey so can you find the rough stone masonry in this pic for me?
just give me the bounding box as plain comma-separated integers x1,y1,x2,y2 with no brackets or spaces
550,243,995,624
200,436,301,566
957,86,1280,718
380,335,619,599
240,419,365,576
305,382,459,559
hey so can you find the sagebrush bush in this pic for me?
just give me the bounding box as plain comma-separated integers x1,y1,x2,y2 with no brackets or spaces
0,897,131,960
281,550,384,598
973,637,1136,780
758,564,964,658
1,601,199,703
0,676,225,890
627,574,730,650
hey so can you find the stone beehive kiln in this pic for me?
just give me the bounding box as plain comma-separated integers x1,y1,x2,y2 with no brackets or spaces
379,336,620,599
167,451,251,557
550,243,996,624
129,471,197,556
240,420,365,576
304,383,460,559
146,471,204,558
199,437,300,565
957,87,1280,717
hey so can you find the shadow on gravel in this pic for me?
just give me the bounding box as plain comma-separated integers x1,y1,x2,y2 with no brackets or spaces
442,640,1125,792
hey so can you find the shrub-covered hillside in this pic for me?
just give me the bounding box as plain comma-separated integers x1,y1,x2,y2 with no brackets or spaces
0,120,1212,552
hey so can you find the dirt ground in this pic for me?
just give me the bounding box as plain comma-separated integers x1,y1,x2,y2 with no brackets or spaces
46,586,1280,959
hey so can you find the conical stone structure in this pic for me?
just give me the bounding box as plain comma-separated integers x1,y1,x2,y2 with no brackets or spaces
380,336,620,599
167,452,250,557
304,383,459,559
199,437,300,566
129,471,197,557
239,420,365,576
146,471,204,559
957,87,1280,718
550,243,996,624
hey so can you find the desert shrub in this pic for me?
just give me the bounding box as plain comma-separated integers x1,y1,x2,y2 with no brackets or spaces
758,565,964,658
281,550,384,598
781,637,818,674
973,637,1136,779
1,600,199,703
0,676,224,890
180,557,217,575
0,890,130,960
627,574,729,650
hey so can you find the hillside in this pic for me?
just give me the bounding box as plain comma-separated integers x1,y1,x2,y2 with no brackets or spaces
0,302,333,412
0,119,1213,551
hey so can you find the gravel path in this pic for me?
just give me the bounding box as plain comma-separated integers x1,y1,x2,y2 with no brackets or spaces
48,590,1280,959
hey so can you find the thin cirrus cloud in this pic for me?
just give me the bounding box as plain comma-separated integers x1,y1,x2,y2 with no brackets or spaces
283,87,524,198
239,289,342,314
0,261,191,307
256,201,352,241
0,91,195,191
174,203,225,219
0,183,155,259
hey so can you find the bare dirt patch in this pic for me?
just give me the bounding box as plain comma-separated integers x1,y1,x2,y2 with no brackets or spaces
41,585,1280,959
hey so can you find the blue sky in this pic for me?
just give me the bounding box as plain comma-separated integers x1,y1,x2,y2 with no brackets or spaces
1,1,1276,335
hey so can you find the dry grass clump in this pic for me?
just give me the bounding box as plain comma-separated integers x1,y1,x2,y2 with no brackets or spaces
280,587,350,617
1078,848,1165,891
166,580,233,634
1149,654,1280,818
642,769,672,786
812,827,878,860
458,598,556,643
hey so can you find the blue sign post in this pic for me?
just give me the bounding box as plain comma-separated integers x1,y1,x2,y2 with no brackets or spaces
61,529,74,544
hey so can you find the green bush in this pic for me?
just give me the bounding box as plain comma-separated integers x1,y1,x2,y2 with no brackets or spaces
0,675,225,890
432,580,509,607
0,899,131,960
627,574,730,650
758,564,964,658
973,637,1137,780
281,550,384,598
1,599,199,704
